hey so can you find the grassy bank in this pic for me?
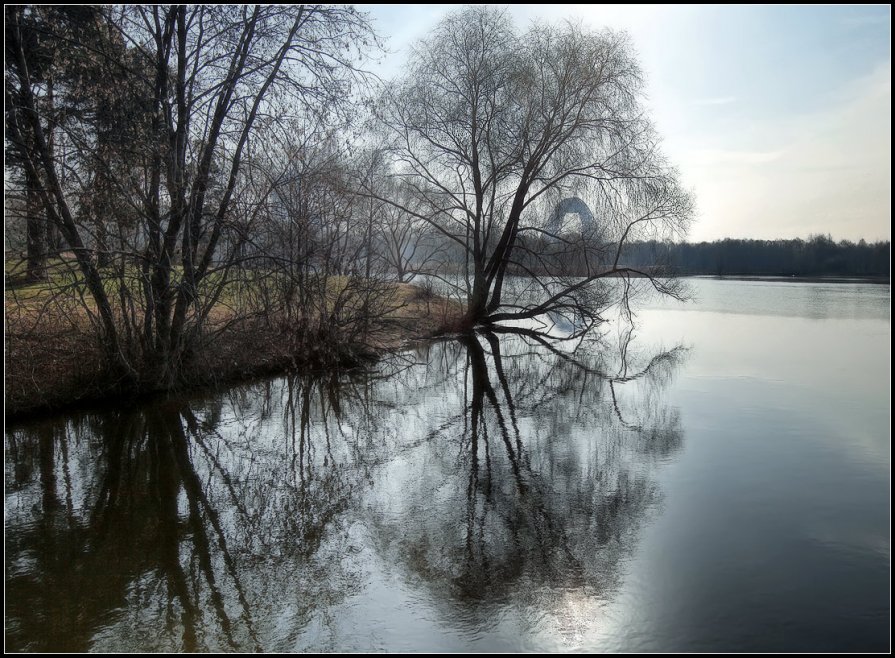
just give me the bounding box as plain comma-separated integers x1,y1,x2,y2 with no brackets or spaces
5,267,464,420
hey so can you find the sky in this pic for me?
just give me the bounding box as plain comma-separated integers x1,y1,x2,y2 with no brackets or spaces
362,4,891,243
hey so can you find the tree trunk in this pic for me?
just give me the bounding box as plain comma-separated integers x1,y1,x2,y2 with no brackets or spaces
24,165,48,282
95,214,111,268
465,272,491,326
44,75,62,256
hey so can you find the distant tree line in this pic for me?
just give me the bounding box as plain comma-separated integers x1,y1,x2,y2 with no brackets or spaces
618,235,890,278
411,233,890,279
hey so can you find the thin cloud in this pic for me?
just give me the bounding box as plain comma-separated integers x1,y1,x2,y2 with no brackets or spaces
684,63,890,241
840,14,889,28
688,149,785,166
691,96,737,106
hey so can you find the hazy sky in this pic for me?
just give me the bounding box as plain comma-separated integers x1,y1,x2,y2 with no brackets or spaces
364,5,891,243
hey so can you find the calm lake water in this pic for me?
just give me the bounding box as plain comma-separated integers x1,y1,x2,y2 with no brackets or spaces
5,279,890,652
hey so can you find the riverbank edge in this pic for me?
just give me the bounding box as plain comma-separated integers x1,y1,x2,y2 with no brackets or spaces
5,285,464,424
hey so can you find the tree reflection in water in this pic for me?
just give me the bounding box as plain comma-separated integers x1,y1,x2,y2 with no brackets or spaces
5,330,685,651
367,330,684,645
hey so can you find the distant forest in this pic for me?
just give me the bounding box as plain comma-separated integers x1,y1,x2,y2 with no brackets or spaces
620,236,890,278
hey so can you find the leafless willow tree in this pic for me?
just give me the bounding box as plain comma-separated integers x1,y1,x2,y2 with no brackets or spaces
5,5,377,387
374,6,693,332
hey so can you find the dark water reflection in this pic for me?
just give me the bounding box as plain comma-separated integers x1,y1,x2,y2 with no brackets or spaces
6,331,684,652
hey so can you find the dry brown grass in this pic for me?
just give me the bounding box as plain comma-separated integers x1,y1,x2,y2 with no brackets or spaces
5,298,107,415
5,277,465,419
366,281,465,348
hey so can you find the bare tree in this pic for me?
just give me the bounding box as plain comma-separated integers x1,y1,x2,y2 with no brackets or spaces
5,5,376,386
372,177,445,283
4,6,104,282
373,6,693,333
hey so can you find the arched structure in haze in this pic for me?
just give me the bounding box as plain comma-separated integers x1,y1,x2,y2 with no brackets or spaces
546,196,596,236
